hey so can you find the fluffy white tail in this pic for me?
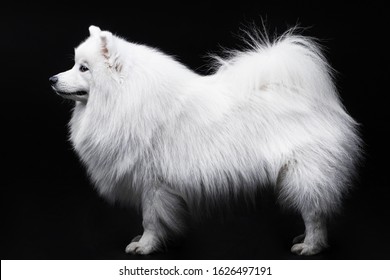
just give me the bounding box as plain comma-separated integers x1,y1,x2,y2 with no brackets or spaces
213,30,340,103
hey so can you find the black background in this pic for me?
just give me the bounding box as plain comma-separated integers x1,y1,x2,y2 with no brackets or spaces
2,2,389,260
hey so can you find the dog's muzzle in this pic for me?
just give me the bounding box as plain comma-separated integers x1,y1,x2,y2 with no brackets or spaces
49,75,88,96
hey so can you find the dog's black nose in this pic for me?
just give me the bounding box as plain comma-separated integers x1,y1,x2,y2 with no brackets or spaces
49,76,58,85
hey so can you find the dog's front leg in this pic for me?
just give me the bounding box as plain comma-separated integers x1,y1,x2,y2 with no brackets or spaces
125,186,188,255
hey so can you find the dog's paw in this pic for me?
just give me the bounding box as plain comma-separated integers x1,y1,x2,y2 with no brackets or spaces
125,241,155,255
125,234,157,255
291,243,322,256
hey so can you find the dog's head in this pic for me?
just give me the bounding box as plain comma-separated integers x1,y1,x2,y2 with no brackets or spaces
49,25,122,102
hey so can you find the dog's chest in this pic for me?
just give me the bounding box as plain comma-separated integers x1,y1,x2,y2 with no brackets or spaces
70,106,118,163
69,104,147,178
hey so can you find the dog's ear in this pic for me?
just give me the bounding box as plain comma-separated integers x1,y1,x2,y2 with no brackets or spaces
100,31,114,59
100,31,122,72
89,25,101,37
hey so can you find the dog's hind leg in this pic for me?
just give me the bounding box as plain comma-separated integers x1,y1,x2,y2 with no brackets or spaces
125,185,188,255
277,160,331,255
291,210,328,255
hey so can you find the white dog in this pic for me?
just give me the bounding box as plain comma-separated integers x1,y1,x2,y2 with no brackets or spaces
50,25,362,255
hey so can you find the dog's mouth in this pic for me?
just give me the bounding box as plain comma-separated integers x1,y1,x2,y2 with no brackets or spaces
56,90,88,96
52,87,89,102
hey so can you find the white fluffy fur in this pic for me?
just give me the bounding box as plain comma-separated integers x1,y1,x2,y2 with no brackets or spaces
51,25,362,256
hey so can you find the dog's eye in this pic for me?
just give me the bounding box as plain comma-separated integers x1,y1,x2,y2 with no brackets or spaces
79,65,89,72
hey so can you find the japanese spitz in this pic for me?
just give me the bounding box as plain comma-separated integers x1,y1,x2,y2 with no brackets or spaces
50,25,362,255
